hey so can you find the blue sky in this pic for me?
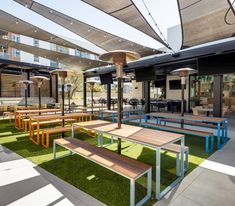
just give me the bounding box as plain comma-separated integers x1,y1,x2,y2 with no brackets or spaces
0,0,180,50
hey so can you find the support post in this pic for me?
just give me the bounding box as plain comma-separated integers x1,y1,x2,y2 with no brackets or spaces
62,83,65,137
55,75,59,103
49,75,53,97
107,84,111,110
144,81,150,114
27,71,30,97
0,73,2,97
38,87,41,110
25,88,28,107
213,75,223,117
83,75,87,107
117,77,122,154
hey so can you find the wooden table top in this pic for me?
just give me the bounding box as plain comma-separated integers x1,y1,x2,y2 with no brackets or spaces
146,112,226,123
16,108,61,114
30,113,90,121
75,120,184,148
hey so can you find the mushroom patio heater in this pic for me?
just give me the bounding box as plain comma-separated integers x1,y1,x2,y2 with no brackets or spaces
99,50,140,154
51,69,75,137
65,83,73,113
86,79,99,116
30,76,49,110
171,68,196,127
19,80,34,107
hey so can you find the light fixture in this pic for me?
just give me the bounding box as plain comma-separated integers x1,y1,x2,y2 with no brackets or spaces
18,80,34,107
171,68,197,119
70,21,73,25
99,50,140,154
50,69,75,137
30,76,49,110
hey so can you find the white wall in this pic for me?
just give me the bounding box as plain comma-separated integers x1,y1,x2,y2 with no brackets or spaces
20,35,51,66
167,24,182,52
166,75,189,111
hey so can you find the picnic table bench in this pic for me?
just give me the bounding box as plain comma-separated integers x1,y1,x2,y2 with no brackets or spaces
53,137,152,206
140,122,214,153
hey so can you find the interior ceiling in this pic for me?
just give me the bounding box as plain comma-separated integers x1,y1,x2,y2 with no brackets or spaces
81,0,168,47
0,9,98,54
0,38,108,71
14,0,161,57
178,0,235,48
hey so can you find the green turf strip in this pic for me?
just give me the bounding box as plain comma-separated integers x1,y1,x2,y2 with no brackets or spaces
0,119,214,206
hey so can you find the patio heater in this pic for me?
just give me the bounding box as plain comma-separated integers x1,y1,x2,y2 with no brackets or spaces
99,50,140,154
30,76,49,110
50,69,75,137
18,80,34,107
65,83,73,113
86,79,99,116
171,68,196,126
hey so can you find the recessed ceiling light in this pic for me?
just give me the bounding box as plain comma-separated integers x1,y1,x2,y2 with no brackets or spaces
88,28,91,32
34,29,37,33
50,10,53,13
131,43,134,46
16,20,19,24
25,3,28,8
118,39,122,42
104,34,107,38
70,22,73,25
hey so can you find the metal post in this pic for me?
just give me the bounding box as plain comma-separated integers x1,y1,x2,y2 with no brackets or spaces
49,75,53,97
25,88,28,107
68,89,71,113
38,87,41,110
117,77,122,154
107,84,111,110
213,75,223,117
0,73,1,98
91,84,94,115
83,75,87,107
144,81,150,114
27,71,30,97
55,75,59,103
181,77,185,128
62,83,65,137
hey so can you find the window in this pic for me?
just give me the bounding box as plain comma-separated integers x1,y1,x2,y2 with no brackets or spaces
58,46,67,54
12,34,20,43
50,43,56,51
12,48,20,57
34,55,39,62
50,60,58,67
33,39,39,47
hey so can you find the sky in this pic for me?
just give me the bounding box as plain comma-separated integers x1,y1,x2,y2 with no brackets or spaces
0,0,181,51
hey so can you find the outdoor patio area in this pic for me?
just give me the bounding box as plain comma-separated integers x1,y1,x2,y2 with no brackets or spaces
1,0,235,206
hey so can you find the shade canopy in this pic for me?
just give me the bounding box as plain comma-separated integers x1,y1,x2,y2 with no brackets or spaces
14,0,160,57
99,50,140,65
81,0,168,47
178,0,235,48
0,38,108,71
31,75,49,87
0,9,96,54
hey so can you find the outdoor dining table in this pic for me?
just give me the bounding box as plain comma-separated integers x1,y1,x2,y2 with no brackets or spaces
72,120,185,200
145,112,228,149
14,108,61,129
99,109,144,122
29,112,92,144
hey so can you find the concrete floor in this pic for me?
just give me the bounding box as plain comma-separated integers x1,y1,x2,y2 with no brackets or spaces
154,116,235,206
0,146,106,206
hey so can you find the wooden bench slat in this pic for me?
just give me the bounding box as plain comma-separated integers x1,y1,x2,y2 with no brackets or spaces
163,144,189,154
55,137,151,179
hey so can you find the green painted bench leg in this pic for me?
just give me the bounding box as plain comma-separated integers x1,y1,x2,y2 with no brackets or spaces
205,136,209,153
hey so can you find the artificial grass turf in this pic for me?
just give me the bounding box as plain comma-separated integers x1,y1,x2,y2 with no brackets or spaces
0,119,215,206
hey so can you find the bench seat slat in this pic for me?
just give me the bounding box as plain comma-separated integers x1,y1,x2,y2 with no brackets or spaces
55,137,151,179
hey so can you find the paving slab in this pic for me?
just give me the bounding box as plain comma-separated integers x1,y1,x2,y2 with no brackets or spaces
0,146,106,206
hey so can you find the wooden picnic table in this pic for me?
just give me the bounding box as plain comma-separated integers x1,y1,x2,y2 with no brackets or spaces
14,108,61,129
72,120,185,200
145,112,228,149
29,113,92,145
